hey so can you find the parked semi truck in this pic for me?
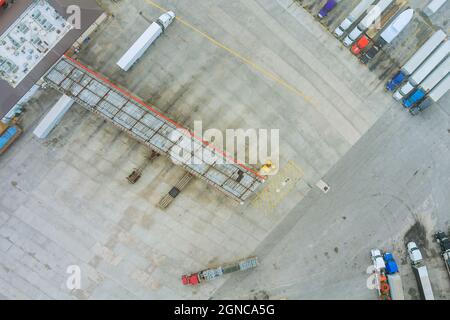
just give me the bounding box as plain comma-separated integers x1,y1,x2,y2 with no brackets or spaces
318,0,341,19
182,257,258,286
386,30,447,91
410,74,450,115
383,252,405,300
393,40,450,100
335,0,377,37
403,56,450,108
366,0,407,40
117,11,175,71
334,0,376,37
352,1,405,56
359,8,413,62
343,0,394,47
407,242,435,300
434,231,450,278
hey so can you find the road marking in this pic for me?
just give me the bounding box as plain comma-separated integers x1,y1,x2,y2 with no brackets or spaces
144,0,319,108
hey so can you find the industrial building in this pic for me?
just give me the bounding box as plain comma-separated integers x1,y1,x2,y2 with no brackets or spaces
0,0,104,118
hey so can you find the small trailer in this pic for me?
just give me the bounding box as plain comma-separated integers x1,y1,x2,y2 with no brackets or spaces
182,257,258,286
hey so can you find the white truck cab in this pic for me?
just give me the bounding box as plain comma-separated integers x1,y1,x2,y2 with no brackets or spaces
158,11,176,30
371,249,386,271
407,242,423,264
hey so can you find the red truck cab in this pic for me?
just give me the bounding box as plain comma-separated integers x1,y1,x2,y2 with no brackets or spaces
351,35,370,55
182,273,200,286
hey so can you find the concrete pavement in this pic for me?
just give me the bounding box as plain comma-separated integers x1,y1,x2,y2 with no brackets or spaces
0,0,449,300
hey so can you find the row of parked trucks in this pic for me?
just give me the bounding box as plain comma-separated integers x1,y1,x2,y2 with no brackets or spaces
387,29,450,114
371,231,450,300
370,250,405,300
318,0,449,115
321,0,448,23
334,0,416,64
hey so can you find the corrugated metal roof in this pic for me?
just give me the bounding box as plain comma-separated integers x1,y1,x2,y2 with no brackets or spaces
0,0,104,118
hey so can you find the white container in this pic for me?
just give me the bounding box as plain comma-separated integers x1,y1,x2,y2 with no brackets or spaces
428,74,450,102
387,274,405,300
343,0,394,46
334,0,377,36
413,266,435,300
423,0,447,16
380,9,414,44
358,0,394,30
419,57,450,93
117,11,175,71
409,40,450,86
33,95,74,139
401,30,447,76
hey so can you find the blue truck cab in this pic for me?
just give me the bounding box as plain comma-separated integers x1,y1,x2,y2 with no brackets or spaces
403,89,426,108
383,253,399,275
318,0,338,19
386,71,406,92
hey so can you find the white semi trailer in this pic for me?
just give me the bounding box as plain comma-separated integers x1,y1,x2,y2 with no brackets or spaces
343,0,394,47
394,40,450,100
379,8,414,44
334,0,377,37
33,95,75,139
117,11,175,71
423,0,448,16
418,57,450,93
407,242,435,300
401,30,447,77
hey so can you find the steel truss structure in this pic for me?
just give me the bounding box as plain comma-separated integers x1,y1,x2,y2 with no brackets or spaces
43,56,265,202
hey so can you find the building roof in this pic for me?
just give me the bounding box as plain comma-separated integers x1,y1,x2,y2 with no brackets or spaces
0,0,104,118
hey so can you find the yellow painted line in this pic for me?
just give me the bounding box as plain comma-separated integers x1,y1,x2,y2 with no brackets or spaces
144,0,319,108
